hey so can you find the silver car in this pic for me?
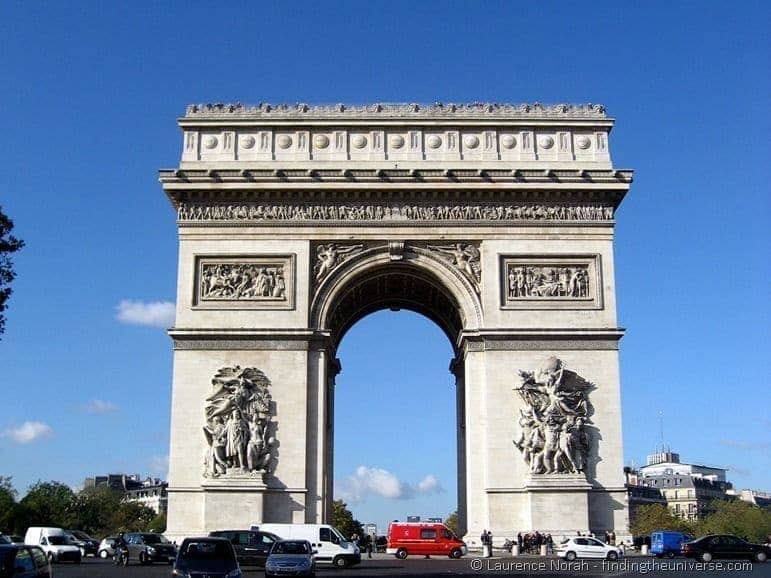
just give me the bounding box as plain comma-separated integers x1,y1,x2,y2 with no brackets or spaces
265,540,316,578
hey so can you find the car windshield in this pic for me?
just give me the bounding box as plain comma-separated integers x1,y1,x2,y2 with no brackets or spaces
141,534,168,544
70,531,91,540
48,536,69,545
272,541,310,555
0,535,10,544
181,541,234,561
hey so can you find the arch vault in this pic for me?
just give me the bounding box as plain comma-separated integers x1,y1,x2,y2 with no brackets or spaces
160,102,633,543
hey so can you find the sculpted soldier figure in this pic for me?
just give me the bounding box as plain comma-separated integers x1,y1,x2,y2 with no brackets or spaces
202,366,276,478
513,357,593,475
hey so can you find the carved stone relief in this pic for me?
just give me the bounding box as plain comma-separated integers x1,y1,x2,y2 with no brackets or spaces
507,264,589,299
513,357,592,476
501,255,600,310
313,243,365,283
195,256,295,309
177,202,614,223
203,366,276,480
426,242,481,292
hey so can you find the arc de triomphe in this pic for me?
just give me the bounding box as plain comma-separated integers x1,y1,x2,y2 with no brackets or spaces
160,102,632,541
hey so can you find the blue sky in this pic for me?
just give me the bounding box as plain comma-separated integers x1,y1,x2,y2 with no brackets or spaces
1,1,769,534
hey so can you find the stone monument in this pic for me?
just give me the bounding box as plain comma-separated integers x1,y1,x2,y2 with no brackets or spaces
160,102,632,542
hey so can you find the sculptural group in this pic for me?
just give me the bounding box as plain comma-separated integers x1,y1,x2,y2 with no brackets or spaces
513,357,592,475
203,366,276,478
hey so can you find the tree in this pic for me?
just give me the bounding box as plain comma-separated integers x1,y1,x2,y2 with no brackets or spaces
110,501,156,533
331,499,363,540
694,499,771,543
70,485,123,537
0,206,24,338
630,503,692,537
147,512,167,534
444,510,460,536
0,476,19,533
20,481,76,528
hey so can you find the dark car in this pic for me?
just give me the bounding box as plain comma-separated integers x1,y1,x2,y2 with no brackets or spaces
172,537,242,578
682,534,770,563
0,544,52,577
209,529,280,566
66,530,99,557
124,532,176,564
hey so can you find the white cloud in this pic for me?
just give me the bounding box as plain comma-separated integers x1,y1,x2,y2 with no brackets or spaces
336,466,443,503
417,474,443,494
3,421,53,444
84,399,117,414
116,300,175,328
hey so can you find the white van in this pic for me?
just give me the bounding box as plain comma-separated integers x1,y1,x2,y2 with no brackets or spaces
250,523,360,568
24,526,82,563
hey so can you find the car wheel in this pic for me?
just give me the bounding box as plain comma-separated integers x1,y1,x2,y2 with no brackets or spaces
565,551,576,561
99,550,108,559
449,548,462,559
607,551,618,561
334,556,347,568
395,548,408,559
701,551,712,563
667,551,675,559
755,551,767,563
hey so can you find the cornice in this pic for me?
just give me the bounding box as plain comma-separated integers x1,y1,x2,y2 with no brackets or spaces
183,102,609,120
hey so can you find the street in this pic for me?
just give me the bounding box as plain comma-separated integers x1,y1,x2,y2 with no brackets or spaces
54,553,771,577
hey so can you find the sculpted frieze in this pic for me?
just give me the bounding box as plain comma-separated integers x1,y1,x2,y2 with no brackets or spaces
195,256,295,309
507,264,589,299
513,357,593,476
203,366,276,480
177,202,614,223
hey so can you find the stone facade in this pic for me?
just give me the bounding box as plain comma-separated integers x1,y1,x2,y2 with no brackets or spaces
160,102,632,542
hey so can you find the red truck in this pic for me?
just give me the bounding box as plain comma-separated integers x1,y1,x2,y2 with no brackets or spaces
386,522,467,559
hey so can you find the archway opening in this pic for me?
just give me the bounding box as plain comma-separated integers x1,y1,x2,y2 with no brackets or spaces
333,309,459,539
316,260,472,539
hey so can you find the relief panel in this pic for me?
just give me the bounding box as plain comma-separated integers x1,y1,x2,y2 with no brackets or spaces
194,255,296,310
500,254,602,310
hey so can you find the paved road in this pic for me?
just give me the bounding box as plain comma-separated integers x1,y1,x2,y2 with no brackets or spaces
55,554,771,577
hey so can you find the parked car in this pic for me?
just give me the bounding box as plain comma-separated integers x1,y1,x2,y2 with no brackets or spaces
65,530,99,557
208,529,280,566
681,534,770,563
265,540,316,578
386,522,467,559
97,536,116,559
0,544,52,577
172,537,241,578
556,536,623,560
651,531,692,558
23,527,81,563
124,532,176,564
0,536,10,545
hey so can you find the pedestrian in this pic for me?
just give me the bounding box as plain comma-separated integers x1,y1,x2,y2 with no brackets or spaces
366,535,373,559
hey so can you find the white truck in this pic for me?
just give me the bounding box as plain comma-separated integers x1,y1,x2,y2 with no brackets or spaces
24,526,82,563
250,523,361,568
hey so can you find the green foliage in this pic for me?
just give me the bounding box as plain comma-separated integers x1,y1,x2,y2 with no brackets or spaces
630,503,692,536
147,513,167,534
692,500,771,543
20,481,76,528
111,502,157,533
331,500,363,540
0,476,21,533
70,486,123,537
0,206,25,338
444,510,459,536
